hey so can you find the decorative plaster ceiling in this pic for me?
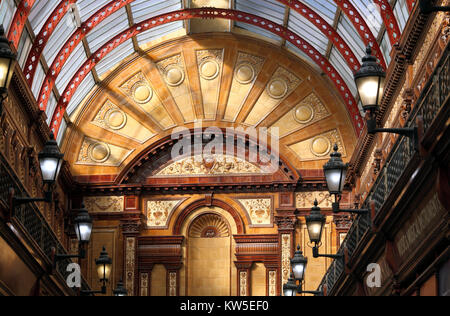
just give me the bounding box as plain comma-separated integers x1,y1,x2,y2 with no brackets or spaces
61,35,357,179
0,0,413,144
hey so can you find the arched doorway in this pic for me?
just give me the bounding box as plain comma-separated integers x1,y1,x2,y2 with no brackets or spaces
181,209,237,297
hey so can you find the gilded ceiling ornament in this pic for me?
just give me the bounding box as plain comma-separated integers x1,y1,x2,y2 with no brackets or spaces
84,196,124,213
155,154,265,176
224,52,265,122
238,198,272,226
92,100,128,131
288,129,346,162
197,49,223,81
267,67,301,100
267,78,289,99
245,66,302,125
120,72,153,104
157,54,186,87
76,137,134,167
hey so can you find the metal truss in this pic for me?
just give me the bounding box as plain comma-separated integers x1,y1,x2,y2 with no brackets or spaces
7,0,36,49
278,0,361,72
373,0,402,45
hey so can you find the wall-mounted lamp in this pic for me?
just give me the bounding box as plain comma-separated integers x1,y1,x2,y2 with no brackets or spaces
283,247,326,296
10,133,64,207
305,202,345,259
81,247,113,296
0,25,16,116
113,280,128,297
323,145,369,215
52,204,93,267
354,47,418,149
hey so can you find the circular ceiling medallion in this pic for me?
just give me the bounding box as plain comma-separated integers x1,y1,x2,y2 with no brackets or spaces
105,109,127,130
294,104,314,124
311,137,332,157
165,65,185,87
267,78,288,99
235,63,255,84
88,142,111,163
132,83,153,104
200,60,220,80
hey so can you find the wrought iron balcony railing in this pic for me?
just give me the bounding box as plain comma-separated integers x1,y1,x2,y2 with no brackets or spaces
317,42,450,295
0,152,90,295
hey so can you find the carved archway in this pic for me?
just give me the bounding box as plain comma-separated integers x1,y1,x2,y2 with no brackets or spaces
173,199,245,235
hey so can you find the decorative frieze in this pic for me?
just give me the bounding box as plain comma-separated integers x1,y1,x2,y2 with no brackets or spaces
239,271,248,297
146,200,182,229
268,271,277,297
169,272,177,297
238,198,273,227
125,237,136,296
281,234,291,292
296,192,332,209
140,273,149,297
84,196,124,213
155,154,265,176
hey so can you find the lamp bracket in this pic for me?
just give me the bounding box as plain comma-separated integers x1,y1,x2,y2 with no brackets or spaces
313,246,344,259
12,190,53,207
332,202,369,215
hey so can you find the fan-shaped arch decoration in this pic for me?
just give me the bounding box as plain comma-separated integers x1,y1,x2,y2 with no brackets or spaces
189,214,230,238
47,8,364,136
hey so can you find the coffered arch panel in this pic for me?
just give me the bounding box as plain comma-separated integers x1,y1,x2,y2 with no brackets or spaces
62,34,357,180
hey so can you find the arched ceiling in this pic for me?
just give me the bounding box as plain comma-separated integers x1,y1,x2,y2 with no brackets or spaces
62,34,357,180
0,0,414,144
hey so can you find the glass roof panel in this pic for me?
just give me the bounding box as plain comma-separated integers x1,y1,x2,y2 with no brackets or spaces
55,43,88,92
131,0,183,24
136,21,185,47
235,0,285,42
394,0,410,32
4,0,410,129
77,0,111,23
29,0,60,36
336,14,366,63
329,46,358,98
301,0,337,25
42,12,78,66
96,39,135,77
66,72,96,115
0,0,16,34
349,0,383,38
288,9,329,56
86,7,130,53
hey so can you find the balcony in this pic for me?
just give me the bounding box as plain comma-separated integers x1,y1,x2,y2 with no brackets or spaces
0,152,91,295
318,42,450,296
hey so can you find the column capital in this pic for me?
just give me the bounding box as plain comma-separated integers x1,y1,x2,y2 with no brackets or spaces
275,207,298,232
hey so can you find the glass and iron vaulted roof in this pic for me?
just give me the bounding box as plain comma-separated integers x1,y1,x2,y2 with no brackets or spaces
1,0,413,143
